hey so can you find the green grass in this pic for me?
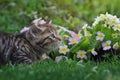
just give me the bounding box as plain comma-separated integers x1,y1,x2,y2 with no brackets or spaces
0,60,120,80
1,0,120,80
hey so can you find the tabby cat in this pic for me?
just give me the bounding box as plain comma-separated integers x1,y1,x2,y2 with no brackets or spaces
0,18,61,65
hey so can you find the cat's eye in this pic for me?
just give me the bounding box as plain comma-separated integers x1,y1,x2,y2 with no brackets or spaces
50,34,56,39
51,34,55,38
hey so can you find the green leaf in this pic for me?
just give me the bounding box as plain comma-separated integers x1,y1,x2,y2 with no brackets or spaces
70,37,89,53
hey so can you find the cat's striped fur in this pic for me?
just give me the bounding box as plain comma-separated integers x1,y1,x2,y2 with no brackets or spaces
0,19,61,65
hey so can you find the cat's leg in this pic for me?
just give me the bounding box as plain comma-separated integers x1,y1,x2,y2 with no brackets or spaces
11,51,33,64
1,47,14,65
15,56,33,64
41,53,49,59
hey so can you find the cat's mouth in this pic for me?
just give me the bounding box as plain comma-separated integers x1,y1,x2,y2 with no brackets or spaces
42,42,60,53
39,45,50,52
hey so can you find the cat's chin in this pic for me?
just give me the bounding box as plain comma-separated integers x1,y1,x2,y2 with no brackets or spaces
43,42,60,53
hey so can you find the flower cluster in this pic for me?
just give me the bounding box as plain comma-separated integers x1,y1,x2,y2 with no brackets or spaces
93,13,120,31
58,22,120,61
58,26,88,59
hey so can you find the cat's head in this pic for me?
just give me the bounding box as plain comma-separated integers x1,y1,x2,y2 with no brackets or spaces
25,18,61,54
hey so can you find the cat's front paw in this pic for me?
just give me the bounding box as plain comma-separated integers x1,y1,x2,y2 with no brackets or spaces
41,53,50,60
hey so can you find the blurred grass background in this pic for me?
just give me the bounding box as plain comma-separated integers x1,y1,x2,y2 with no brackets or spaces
1,1,120,80
0,0,120,32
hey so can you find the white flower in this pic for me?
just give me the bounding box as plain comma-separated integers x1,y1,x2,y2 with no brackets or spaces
92,12,120,30
113,24,120,31
68,37,80,45
84,30,92,37
59,45,69,55
20,27,30,33
104,13,119,26
113,42,119,50
68,32,82,45
82,24,92,37
96,31,105,41
92,16,102,26
82,24,88,29
55,56,68,63
77,50,87,59
91,48,98,56
112,33,118,38
102,40,111,51
108,15,120,26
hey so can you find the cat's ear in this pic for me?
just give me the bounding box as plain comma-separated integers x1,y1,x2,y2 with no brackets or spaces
36,25,47,32
26,27,39,40
31,18,42,25
47,20,52,24
30,23,46,32
31,18,46,26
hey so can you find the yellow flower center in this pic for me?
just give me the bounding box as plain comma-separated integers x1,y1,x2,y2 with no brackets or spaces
86,31,92,36
112,18,117,21
113,45,118,49
76,34,81,39
112,34,118,38
105,43,110,47
98,34,104,38
104,15,108,19
117,26,120,30
61,48,67,53
72,39,77,44
64,34,69,37
79,53,85,58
